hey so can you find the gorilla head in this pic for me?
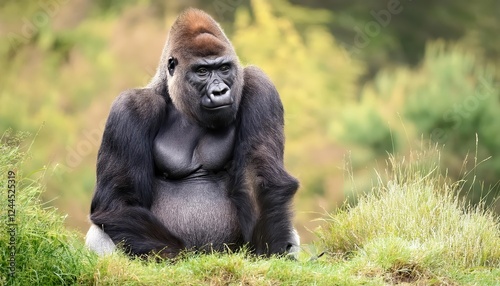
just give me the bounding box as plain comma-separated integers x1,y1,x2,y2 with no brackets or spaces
150,9,244,129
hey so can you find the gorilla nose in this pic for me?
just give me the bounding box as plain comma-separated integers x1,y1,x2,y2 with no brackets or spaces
208,84,229,97
212,87,229,96
203,83,233,109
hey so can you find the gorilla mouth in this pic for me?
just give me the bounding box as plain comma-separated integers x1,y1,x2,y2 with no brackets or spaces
203,104,232,110
201,91,233,110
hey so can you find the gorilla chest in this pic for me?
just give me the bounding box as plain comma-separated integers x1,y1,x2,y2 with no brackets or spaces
151,113,240,248
153,117,235,178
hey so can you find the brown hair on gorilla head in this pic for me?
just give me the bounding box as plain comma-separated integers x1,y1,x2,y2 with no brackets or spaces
167,8,233,58
148,8,239,94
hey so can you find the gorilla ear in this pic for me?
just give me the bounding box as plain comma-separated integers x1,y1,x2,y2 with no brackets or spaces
168,57,178,76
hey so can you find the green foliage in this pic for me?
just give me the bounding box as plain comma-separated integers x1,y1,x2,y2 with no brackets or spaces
404,43,497,141
403,43,500,202
307,0,500,78
234,0,362,136
0,2,144,229
335,94,395,157
342,42,500,205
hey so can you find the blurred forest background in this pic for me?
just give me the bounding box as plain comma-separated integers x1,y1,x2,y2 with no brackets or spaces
1,0,499,243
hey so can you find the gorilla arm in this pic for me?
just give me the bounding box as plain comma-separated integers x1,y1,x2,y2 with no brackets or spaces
88,89,183,258
233,66,299,256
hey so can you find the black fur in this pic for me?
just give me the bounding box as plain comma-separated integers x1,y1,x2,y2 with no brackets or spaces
89,9,298,258
233,67,299,255
90,89,184,258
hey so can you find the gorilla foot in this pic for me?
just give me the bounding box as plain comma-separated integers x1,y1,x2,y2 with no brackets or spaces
85,223,116,256
286,228,301,259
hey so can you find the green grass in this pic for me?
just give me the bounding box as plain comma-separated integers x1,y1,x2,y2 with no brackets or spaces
317,148,500,284
0,132,96,285
1,136,500,285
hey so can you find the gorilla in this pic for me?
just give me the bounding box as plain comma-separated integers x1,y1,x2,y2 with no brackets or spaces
85,8,299,259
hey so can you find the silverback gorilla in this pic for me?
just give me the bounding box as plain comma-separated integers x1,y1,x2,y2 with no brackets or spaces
85,8,299,259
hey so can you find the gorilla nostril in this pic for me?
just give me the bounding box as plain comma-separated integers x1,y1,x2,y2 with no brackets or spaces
212,88,229,96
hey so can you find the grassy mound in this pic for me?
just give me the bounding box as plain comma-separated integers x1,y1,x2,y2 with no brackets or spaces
1,134,499,285
317,149,500,284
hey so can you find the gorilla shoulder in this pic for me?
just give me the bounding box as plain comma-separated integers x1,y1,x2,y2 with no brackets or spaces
242,66,280,100
241,66,283,115
109,88,167,122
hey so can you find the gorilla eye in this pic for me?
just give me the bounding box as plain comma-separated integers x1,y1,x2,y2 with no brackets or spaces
196,67,209,76
219,65,230,72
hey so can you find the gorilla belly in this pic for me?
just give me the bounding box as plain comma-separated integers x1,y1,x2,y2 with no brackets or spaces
151,173,241,251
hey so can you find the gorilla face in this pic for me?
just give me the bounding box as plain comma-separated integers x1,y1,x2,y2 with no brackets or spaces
191,57,236,109
167,55,243,129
